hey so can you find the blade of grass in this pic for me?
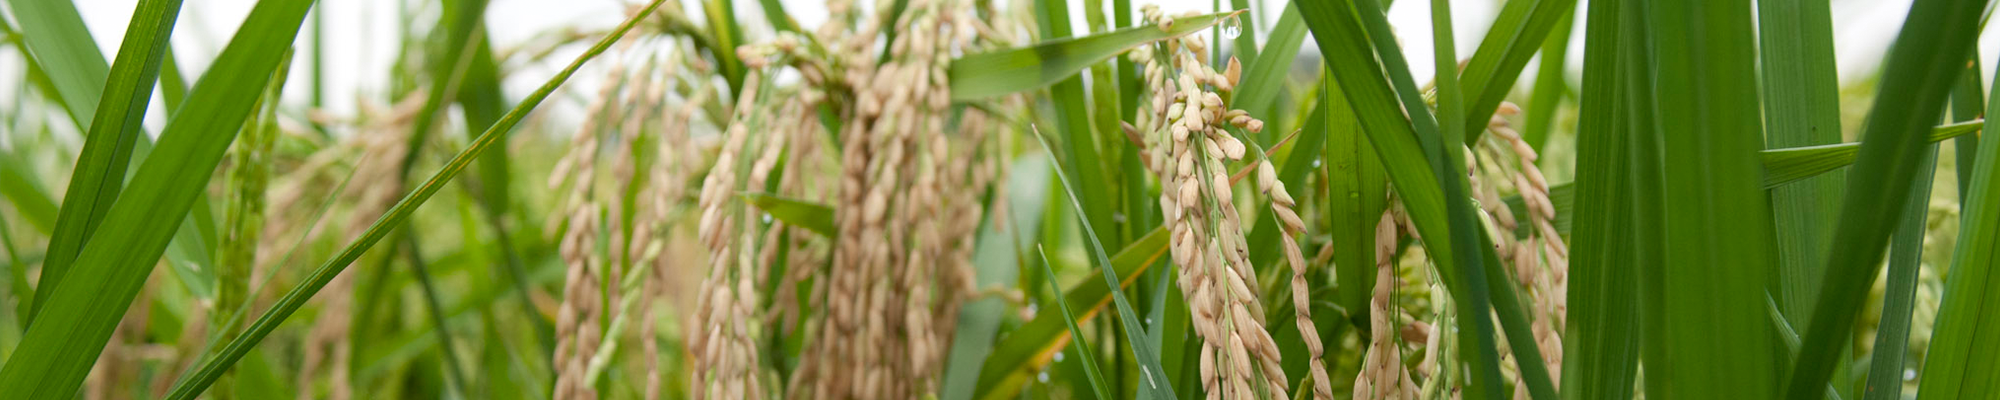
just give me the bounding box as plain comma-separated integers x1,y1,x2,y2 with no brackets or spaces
1295,1,1498,396
1036,246,1115,400
1036,128,1176,399
29,0,187,325
1034,0,1119,251
0,0,317,395
1862,145,1936,400
1345,0,1546,395
1457,0,1577,144
947,12,1236,101
1951,58,1983,201
1232,3,1305,145
162,46,189,112
1558,0,1654,395
1320,67,1388,332
704,0,746,95
443,0,547,352
1643,0,1783,397
1763,294,1852,399
1761,120,1983,189
1,0,110,128
1114,0,1140,122
1916,51,2000,399
971,227,1168,400
1758,0,1845,332
1502,119,1990,242
160,1,670,397
1074,0,1138,250
1518,10,1571,153
1787,0,1985,396
1419,0,1544,395
756,0,801,33
401,235,469,395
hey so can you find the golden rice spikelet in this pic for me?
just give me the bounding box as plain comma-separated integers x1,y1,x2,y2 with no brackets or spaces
1133,22,1288,398
1258,160,1332,400
1354,210,1419,399
790,0,989,398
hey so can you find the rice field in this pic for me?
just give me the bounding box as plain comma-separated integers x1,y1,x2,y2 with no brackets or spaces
0,0,1993,399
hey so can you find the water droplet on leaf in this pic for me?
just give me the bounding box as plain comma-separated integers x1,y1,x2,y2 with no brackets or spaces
1221,15,1243,39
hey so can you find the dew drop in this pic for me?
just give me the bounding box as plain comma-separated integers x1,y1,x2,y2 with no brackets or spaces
1054,351,1066,362
1905,368,1918,381
1220,15,1243,39
1038,371,1051,383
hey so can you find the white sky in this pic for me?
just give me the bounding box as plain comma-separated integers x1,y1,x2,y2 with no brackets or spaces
4,0,1983,135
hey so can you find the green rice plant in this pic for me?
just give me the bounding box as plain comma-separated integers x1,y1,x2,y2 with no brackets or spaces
0,0,1995,399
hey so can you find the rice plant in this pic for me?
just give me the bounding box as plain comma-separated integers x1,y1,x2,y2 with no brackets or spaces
0,0,1993,398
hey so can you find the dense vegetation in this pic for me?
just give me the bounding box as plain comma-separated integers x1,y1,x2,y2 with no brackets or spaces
0,0,1995,398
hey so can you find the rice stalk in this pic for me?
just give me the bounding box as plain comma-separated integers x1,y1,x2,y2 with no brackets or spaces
787,0,990,397
549,42,648,400
690,65,777,400
1258,158,1329,400
1355,209,1418,399
1132,8,1285,399
636,49,708,400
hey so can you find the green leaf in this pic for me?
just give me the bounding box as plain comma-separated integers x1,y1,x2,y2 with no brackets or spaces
1758,0,1846,331
1643,0,1782,397
1231,3,1305,129
1456,0,1577,144
0,0,316,396
1292,0,1559,397
948,12,1237,101
1518,10,1572,154
31,0,187,325
1862,145,1935,400
1035,246,1114,400
1,0,111,128
1761,121,1982,189
1354,0,1551,395
972,227,1168,400
1788,0,1986,395
1034,0,1118,250
401,236,470,394
442,0,547,353
743,193,836,237
1915,51,2000,400
1319,68,1389,332
1952,60,1984,199
1037,129,1176,399
1502,121,1980,242
158,1,671,397
704,0,747,95
756,0,801,33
